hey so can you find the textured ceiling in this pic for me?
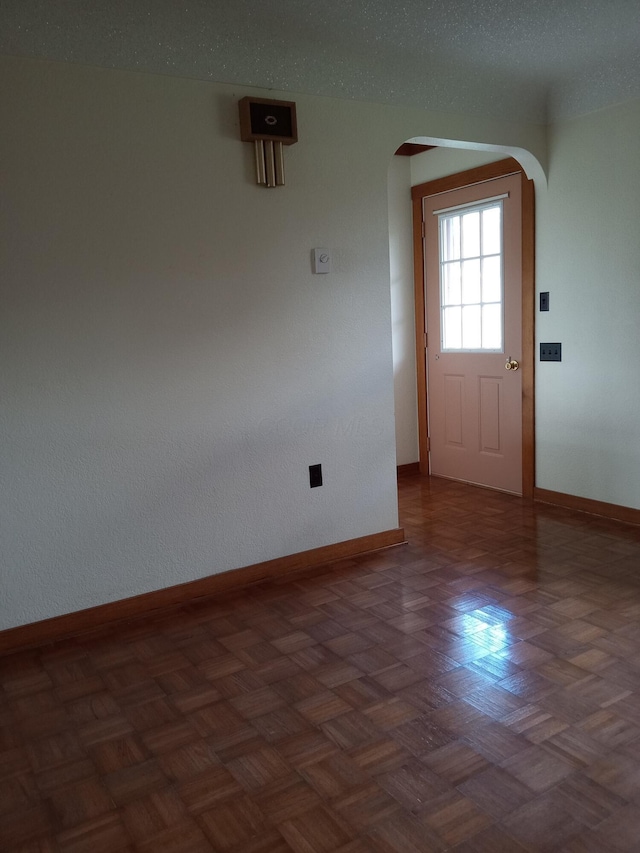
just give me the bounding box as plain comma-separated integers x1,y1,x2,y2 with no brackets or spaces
1,0,639,123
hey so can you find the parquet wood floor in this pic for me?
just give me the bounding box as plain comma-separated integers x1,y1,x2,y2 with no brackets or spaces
3,473,640,851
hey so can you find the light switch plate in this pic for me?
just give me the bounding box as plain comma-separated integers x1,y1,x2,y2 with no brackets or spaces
312,248,331,274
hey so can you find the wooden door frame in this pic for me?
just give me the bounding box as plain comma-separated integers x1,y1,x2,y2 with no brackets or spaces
411,158,535,499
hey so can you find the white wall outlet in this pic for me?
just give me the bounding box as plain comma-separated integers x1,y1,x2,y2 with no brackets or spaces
312,248,331,274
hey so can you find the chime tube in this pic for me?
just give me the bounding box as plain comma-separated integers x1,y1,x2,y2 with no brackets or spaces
265,140,276,187
254,141,266,185
274,141,285,186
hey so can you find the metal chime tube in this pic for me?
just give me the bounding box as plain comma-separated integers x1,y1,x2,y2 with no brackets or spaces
274,141,285,186
264,140,276,187
254,141,266,185
253,140,286,187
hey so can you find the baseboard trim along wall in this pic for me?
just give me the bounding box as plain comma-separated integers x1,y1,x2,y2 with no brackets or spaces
0,528,406,656
534,488,640,526
397,463,420,476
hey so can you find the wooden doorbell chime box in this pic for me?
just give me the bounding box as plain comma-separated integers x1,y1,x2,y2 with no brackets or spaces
239,96,298,187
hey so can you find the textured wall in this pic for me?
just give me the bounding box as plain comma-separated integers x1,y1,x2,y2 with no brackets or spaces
410,148,506,187
387,157,418,466
535,99,640,508
0,56,545,630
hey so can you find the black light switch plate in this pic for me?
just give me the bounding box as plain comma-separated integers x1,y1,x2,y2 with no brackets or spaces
540,342,562,361
540,292,549,311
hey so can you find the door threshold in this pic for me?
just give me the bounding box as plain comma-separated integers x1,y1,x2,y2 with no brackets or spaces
429,473,523,497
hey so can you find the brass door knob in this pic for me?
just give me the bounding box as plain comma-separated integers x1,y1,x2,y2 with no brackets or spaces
505,356,520,371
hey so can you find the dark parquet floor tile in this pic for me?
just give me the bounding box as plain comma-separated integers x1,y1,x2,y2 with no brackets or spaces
4,471,640,850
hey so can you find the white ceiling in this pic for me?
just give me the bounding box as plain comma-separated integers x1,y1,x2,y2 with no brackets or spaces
2,0,639,123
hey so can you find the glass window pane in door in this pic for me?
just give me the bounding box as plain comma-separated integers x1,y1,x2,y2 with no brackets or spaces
482,303,502,349
442,216,460,261
461,259,481,304
443,306,462,349
461,211,480,258
443,262,461,305
482,256,501,303
482,206,501,255
462,305,481,348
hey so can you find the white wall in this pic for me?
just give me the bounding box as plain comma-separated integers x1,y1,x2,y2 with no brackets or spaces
536,98,640,508
0,55,545,630
388,157,418,465
410,147,506,186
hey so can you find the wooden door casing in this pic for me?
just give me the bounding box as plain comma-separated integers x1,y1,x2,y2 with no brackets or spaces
411,158,535,498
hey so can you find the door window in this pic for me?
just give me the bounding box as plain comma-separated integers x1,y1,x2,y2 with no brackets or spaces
438,200,504,352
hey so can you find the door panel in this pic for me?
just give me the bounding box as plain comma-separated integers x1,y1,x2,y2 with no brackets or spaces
424,173,523,494
444,374,464,446
479,375,502,453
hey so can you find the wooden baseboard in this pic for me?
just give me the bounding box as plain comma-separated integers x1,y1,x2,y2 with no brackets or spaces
534,488,640,526
397,462,420,476
0,528,406,656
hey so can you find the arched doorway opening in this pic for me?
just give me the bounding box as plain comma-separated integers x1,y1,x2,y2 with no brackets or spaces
389,141,542,499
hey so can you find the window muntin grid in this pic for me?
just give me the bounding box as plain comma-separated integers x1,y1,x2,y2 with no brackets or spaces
438,201,503,352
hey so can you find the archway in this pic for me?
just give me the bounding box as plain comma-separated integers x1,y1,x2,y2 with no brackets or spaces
388,140,542,497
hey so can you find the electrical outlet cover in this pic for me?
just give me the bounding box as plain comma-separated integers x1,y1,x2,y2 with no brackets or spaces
309,464,323,487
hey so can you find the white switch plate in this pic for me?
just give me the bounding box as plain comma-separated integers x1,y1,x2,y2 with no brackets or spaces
312,247,331,274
